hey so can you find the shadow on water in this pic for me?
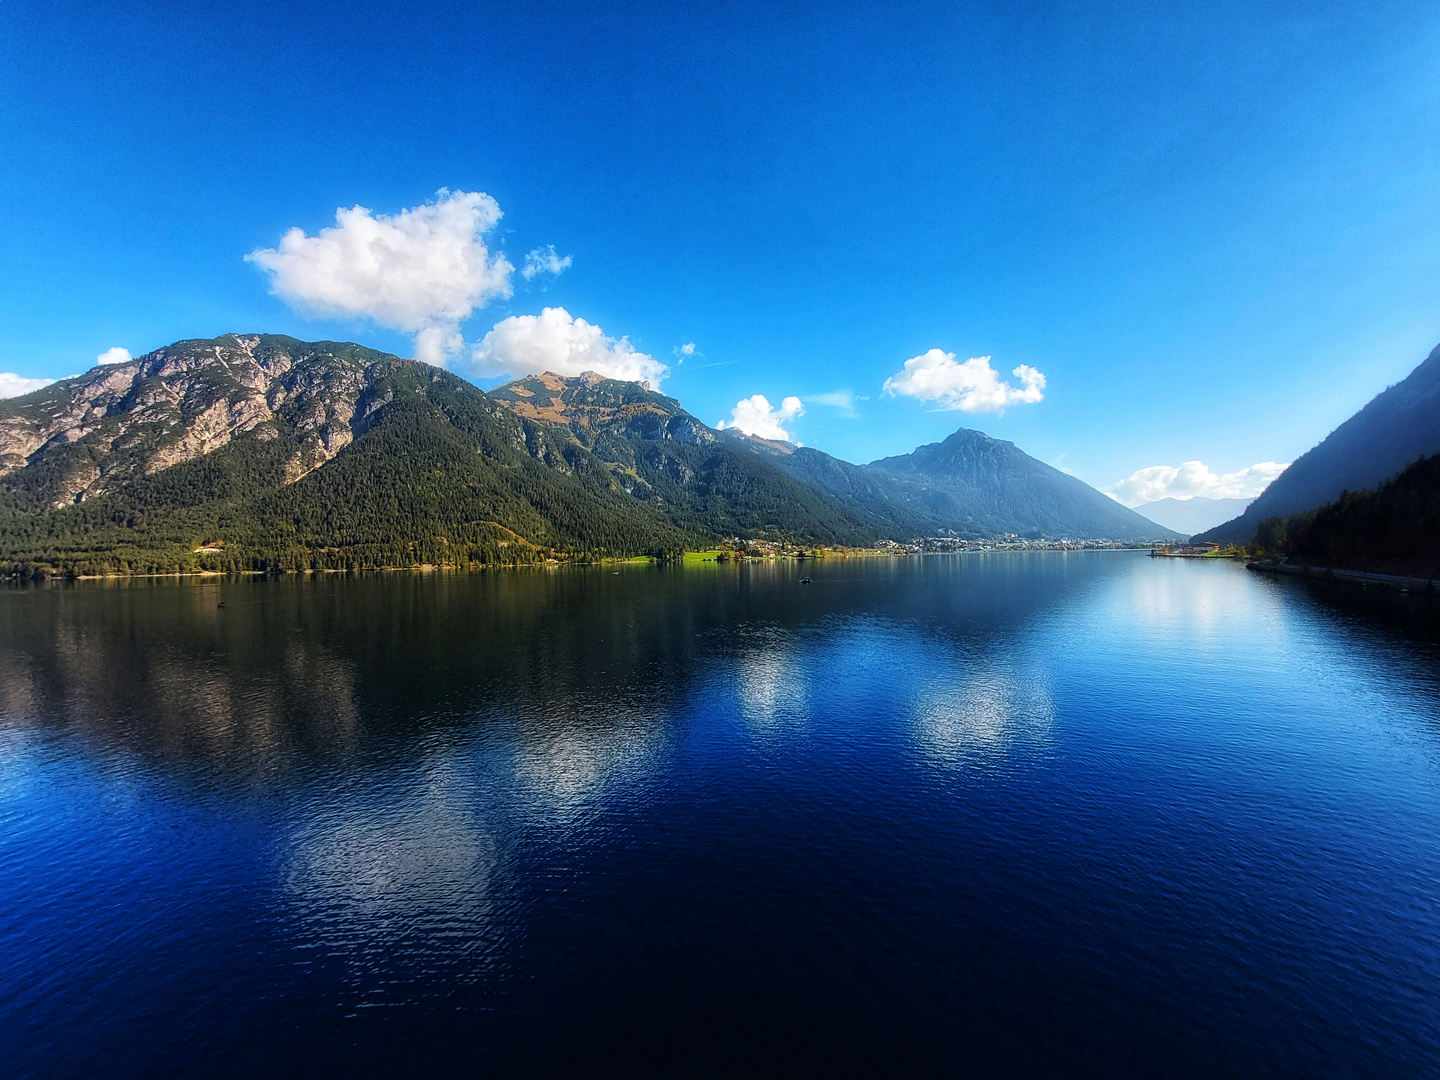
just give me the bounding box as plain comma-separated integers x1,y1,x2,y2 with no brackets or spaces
0,552,1117,781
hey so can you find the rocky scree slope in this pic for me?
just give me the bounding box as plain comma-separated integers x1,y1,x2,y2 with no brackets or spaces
0,334,381,508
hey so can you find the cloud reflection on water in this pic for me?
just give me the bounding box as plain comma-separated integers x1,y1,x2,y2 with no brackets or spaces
733,635,810,734
909,657,1054,768
283,764,505,986
507,702,668,821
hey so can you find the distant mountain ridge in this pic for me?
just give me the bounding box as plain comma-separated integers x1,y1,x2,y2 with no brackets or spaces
0,335,1176,575
490,375,1175,541
1199,342,1440,544
866,429,1174,540
1133,496,1252,536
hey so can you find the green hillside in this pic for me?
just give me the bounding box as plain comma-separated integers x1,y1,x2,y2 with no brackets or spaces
1264,455,1440,579
0,342,697,575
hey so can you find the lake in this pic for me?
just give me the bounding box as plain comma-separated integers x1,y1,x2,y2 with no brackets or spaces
2,552,1439,1076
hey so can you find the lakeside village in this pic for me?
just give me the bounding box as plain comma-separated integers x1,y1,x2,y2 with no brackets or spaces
690,534,1159,562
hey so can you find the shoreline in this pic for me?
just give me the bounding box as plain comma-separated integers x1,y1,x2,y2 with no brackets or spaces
2,545,1165,584
1248,559,1438,594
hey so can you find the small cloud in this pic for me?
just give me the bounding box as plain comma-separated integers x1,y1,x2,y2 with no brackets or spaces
882,349,1045,413
521,244,573,281
673,342,698,362
96,347,132,366
806,389,864,417
717,394,804,441
0,373,54,399
246,188,514,367
471,306,668,386
1107,460,1288,507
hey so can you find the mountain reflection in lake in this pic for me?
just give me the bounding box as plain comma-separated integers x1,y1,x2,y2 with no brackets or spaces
2,553,1439,1076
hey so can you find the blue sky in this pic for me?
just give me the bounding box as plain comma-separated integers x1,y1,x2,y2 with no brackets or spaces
2,0,1438,502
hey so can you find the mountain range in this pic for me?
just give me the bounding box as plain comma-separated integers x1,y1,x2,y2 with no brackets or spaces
1199,341,1440,545
0,334,1176,576
1133,497,1253,536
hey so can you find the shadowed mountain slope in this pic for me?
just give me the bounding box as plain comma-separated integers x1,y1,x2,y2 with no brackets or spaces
1199,341,1440,545
865,429,1178,540
739,428,1177,541
487,372,882,545
1279,454,1440,579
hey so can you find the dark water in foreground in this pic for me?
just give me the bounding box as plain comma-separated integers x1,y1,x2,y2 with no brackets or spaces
2,552,1440,1077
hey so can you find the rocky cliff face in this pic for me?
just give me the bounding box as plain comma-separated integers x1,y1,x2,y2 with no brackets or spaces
0,334,394,507
489,371,716,447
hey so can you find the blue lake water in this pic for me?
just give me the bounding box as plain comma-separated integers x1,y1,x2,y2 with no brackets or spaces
2,551,1439,1076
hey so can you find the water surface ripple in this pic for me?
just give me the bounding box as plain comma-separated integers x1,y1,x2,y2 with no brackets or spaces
2,552,1439,1075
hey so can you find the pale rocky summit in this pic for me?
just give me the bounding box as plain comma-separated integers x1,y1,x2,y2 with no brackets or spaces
490,370,716,447
0,335,387,507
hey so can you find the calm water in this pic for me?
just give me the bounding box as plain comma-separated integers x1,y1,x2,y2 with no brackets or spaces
2,552,1439,1076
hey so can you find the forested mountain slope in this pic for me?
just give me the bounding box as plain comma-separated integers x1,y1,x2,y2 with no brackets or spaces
0,337,695,573
739,427,1176,541
1199,341,1440,545
487,372,881,545
0,334,1175,576
1275,455,1440,579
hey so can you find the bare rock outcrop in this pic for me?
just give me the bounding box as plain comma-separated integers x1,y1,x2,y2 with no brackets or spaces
0,334,385,505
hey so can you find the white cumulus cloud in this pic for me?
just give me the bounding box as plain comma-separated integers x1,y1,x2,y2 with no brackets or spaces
246,189,514,366
96,347,132,366
717,394,804,441
882,349,1046,413
521,244,573,281
471,307,669,386
1108,460,1288,507
0,373,54,398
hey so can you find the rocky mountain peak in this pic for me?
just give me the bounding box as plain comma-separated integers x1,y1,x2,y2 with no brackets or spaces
488,370,711,445
0,334,403,507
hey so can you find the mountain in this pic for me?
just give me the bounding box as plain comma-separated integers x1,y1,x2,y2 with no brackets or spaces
0,334,1175,577
1198,341,1440,545
730,428,1177,542
859,429,1179,540
484,374,1176,542
1133,496,1252,536
724,437,943,537
1277,455,1440,579
486,372,881,545
0,336,698,573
